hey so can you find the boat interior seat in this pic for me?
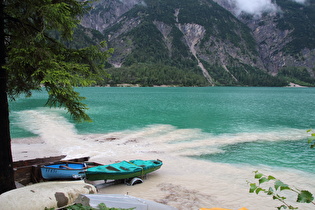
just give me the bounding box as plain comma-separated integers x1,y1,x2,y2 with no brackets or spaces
59,165,74,169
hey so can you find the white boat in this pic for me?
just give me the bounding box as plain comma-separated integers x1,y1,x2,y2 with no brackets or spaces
76,194,177,210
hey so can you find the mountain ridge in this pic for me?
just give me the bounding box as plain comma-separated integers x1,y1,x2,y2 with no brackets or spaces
80,0,315,87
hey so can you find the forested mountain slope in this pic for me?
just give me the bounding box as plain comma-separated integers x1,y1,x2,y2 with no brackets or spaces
80,0,315,87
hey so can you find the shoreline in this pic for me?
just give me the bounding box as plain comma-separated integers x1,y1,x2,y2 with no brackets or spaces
11,136,315,210
94,82,310,88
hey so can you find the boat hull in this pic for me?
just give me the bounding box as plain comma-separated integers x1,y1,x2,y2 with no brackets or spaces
85,160,162,181
41,163,86,180
76,194,177,210
86,165,161,181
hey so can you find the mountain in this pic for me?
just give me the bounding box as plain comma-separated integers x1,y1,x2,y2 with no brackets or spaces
214,0,315,85
80,0,315,87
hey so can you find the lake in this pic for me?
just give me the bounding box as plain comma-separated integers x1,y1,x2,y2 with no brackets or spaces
9,87,315,209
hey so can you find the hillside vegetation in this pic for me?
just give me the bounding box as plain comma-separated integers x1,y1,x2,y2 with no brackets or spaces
78,0,315,87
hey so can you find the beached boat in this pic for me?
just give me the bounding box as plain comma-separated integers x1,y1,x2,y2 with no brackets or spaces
41,162,87,180
76,194,176,210
85,159,162,181
14,156,91,184
14,155,67,185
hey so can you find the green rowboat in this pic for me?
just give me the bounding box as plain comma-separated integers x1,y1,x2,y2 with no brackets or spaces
85,159,162,181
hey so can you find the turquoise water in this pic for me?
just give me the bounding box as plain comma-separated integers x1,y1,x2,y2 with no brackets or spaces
9,87,315,173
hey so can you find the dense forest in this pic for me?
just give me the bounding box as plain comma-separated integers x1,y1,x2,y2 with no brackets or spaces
99,63,209,87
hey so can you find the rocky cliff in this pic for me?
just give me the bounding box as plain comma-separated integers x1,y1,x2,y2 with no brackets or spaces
80,0,315,86
214,0,315,75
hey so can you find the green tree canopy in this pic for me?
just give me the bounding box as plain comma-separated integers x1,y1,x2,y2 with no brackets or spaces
0,0,112,193
5,0,113,121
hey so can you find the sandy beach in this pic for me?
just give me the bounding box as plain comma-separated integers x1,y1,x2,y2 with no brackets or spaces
11,135,315,210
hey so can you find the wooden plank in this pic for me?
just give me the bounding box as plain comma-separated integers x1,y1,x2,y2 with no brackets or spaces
13,155,66,168
13,166,33,185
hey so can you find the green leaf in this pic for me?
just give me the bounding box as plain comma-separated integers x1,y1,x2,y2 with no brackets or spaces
275,180,290,191
277,205,287,209
255,172,263,179
259,177,269,184
273,195,278,200
255,187,263,194
268,175,276,180
267,187,274,195
297,190,314,203
280,185,290,191
249,183,257,193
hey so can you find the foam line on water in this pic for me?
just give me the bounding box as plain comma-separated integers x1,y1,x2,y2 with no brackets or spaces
79,124,309,159
161,128,308,156
13,109,310,160
14,109,81,147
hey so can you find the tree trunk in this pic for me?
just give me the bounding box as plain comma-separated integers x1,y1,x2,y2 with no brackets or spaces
0,0,16,194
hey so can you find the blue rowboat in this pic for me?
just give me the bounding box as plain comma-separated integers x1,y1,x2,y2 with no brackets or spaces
85,159,162,181
41,163,87,180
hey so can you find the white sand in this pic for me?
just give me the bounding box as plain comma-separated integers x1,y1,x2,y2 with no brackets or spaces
11,135,315,210
12,137,61,161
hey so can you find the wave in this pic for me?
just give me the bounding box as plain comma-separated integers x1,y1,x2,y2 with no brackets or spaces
12,109,309,160
80,124,309,157
13,108,83,151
